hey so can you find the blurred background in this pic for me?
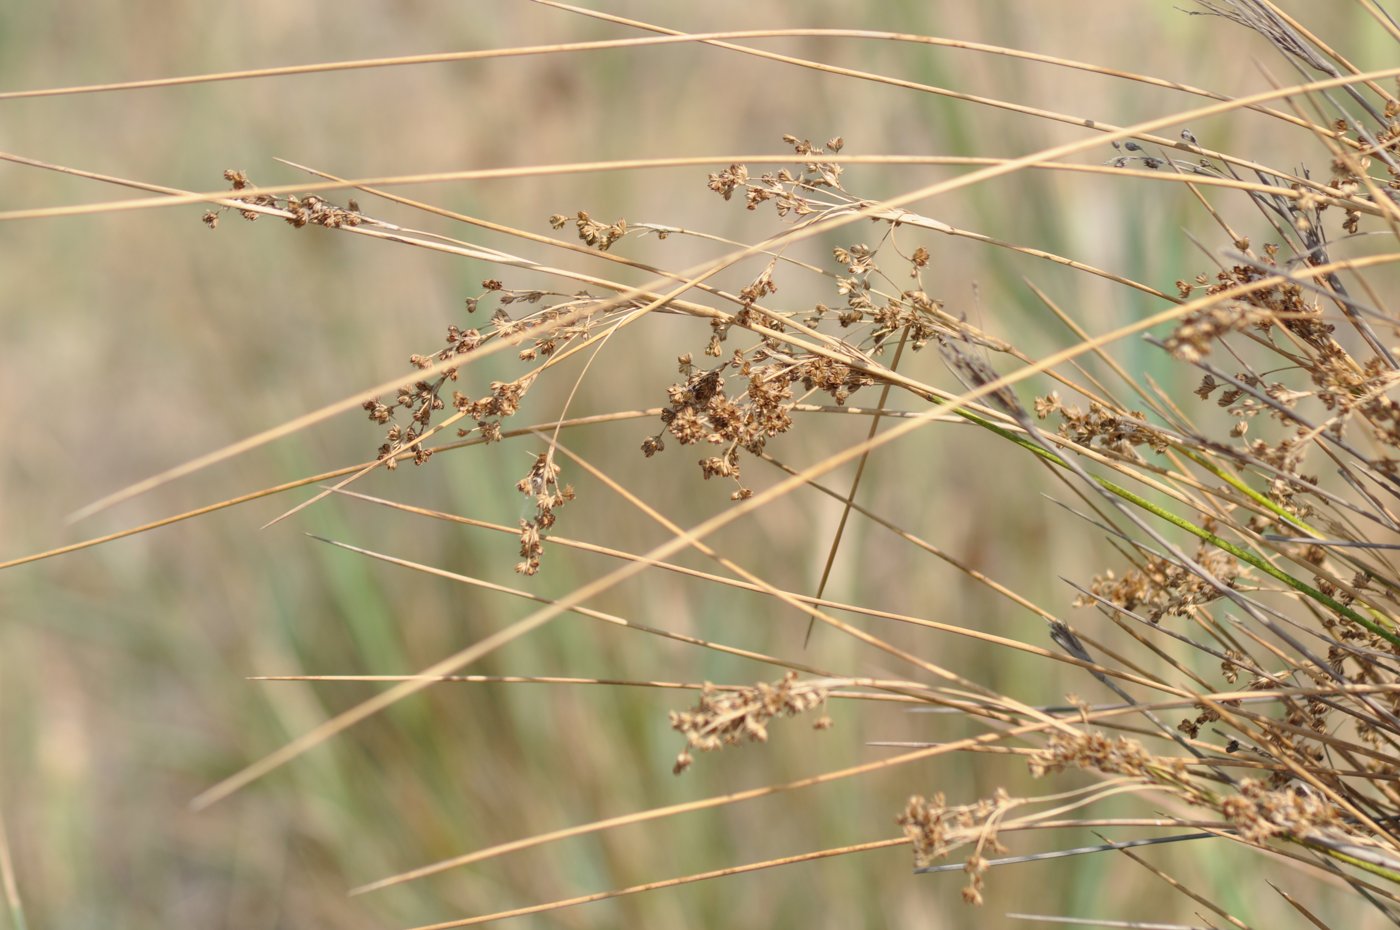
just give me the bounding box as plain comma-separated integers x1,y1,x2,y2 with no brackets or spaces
1,2,1392,927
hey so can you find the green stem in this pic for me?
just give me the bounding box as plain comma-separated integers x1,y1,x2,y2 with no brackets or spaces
1178,448,1324,538
1297,839,1400,885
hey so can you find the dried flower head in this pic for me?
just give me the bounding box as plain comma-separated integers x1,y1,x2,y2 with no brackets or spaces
514,451,574,576
896,789,1011,905
669,671,830,774
1077,543,1242,622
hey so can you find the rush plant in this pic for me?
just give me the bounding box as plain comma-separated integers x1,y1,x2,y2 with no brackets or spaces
7,2,1400,928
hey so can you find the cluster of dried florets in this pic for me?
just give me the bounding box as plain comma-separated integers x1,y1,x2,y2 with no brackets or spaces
1327,117,1395,229
642,338,889,496
1176,257,1339,359
202,169,364,231
364,278,597,568
1193,372,1312,441
1026,731,1355,854
642,349,798,500
1027,731,1189,782
1107,135,1218,174
1309,353,1400,447
793,354,877,406
359,285,497,467
514,452,574,576
1152,237,1400,538
895,790,1012,905
549,211,628,251
1163,300,1278,363
1220,779,1346,847
1176,668,1332,780
365,281,604,468
642,138,980,499
824,243,946,354
363,377,447,469
709,134,846,216
1075,542,1241,622
669,671,831,775
1036,393,1169,460
450,377,532,447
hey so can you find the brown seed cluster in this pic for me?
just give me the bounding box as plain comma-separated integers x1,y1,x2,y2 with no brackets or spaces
897,793,954,868
1027,730,1355,856
895,790,1011,906
1176,701,1225,741
644,348,798,500
1193,372,1312,446
365,282,604,470
549,211,628,251
363,375,448,469
1309,354,1400,448
514,452,574,576
710,142,947,354
643,136,977,499
669,671,830,775
1076,543,1241,622
1163,300,1278,363
1219,779,1345,847
356,279,638,573
708,134,846,215
1037,394,1169,460
202,169,364,230
1027,731,1188,782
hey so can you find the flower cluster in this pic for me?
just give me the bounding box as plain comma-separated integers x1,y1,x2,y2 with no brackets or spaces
549,210,628,251
669,671,831,775
1026,731,1188,782
643,349,798,500
709,134,846,216
514,452,574,576
1076,543,1241,622
896,790,1012,906
202,169,364,230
